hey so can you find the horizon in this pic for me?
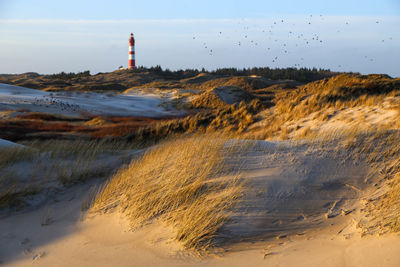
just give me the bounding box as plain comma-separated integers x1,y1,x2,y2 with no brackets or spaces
0,0,399,77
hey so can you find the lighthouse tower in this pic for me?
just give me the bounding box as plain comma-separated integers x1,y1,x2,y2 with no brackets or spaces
128,33,136,69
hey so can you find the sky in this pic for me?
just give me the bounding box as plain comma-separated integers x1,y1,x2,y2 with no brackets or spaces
0,0,399,76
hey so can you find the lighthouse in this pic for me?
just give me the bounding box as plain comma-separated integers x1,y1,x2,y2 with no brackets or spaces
128,33,136,69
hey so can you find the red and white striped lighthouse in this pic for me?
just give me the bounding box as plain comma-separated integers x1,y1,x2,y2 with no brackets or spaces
128,33,136,69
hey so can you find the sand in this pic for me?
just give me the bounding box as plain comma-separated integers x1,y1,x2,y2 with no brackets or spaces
0,138,23,148
1,182,400,267
0,83,182,117
1,140,399,266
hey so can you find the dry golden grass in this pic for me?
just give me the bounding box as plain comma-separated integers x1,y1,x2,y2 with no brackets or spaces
91,135,246,250
243,74,400,141
125,99,263,144
191,86,253,109
197,76,275,92
273,74,400,122
84,116,107,126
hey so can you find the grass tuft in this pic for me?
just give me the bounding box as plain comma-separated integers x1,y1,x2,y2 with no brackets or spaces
91,135,245,250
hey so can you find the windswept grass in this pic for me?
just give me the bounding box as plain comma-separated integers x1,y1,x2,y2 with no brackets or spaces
26,138,129,158
191,86,254,109
91,135,246,250
0,146,36,169
274,74,400,121
245,74,400,140
125,99,263,144
0,139,135,210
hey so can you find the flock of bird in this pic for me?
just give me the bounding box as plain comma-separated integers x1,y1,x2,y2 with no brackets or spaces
192,15,394,70
31,96,81,113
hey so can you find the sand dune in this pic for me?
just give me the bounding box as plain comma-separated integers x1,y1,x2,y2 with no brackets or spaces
1,139,398,266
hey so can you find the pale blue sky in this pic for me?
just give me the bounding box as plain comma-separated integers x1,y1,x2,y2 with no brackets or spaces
1,0,399,19
0,0,399,76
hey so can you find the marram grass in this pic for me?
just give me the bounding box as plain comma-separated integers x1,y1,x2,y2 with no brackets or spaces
91,135,246,250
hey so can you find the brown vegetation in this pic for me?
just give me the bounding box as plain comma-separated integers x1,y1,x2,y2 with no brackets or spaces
0,112,181,141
